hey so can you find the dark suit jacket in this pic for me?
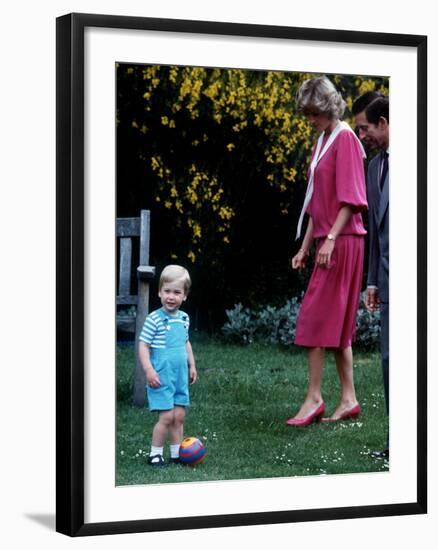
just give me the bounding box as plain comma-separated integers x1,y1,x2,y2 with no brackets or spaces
366,151,389,304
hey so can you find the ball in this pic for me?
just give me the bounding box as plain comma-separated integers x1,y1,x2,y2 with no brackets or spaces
179,437,206,466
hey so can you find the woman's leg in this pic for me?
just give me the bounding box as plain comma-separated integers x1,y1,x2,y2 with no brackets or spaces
326,346,359,419
292,347,325,419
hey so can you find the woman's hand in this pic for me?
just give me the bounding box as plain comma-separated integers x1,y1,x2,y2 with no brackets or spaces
316,238,335,267
291,249,308,270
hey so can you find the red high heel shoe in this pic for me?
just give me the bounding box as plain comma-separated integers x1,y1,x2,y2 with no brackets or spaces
286,402,325,427
321,403,361,422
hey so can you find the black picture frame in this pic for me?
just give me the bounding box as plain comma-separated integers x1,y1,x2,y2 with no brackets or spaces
56,12,427,537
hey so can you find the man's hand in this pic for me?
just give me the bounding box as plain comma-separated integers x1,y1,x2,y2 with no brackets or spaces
365,287,380,312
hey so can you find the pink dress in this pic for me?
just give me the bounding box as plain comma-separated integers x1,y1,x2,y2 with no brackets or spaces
294,128,367,349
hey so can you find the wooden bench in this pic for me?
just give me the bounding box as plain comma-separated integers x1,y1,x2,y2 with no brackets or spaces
117,210,155,407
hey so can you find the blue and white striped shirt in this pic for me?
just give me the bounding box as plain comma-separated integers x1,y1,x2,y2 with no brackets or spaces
139,308,189,349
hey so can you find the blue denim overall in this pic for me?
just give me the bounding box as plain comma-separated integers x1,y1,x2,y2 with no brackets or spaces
146,309,190,411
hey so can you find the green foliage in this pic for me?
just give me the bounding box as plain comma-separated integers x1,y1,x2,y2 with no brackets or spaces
221,303,255,344
355,299,381,351
222,293,380,350
222,297,302,346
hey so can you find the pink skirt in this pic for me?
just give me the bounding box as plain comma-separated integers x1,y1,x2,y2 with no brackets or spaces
294,235,364,349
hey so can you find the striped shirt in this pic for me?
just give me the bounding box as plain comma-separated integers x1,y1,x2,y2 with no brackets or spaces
139,308,189,349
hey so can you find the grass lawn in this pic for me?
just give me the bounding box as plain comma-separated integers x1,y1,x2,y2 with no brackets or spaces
116,333,388,486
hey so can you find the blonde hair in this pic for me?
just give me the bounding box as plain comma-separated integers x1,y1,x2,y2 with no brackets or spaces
296,76,346,119
159,265,191,294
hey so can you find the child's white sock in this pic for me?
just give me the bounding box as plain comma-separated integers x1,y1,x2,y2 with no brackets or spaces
150,446,163,458
170,444,180,459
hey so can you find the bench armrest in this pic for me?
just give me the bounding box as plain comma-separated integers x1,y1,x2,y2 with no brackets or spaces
137,265,155,280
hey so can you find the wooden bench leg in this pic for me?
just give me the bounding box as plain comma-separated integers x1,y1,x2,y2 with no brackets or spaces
132,280,150,407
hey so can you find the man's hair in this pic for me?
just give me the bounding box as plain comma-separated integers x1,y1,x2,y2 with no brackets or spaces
352,91,384,116
366,97,389,125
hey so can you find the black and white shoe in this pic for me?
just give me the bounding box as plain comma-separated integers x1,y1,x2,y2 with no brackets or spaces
147,454,166,467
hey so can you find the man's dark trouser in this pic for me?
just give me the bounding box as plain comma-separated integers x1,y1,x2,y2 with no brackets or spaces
380,302,389,447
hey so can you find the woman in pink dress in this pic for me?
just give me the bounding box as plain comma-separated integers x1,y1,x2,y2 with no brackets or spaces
287,76,367,426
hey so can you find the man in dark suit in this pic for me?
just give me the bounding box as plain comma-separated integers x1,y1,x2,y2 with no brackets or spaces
353,94,389,459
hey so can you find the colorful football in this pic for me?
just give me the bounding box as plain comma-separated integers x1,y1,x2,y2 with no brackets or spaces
179,437,206,466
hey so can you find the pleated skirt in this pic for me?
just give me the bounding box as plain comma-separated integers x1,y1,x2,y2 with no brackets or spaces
294,235,365,349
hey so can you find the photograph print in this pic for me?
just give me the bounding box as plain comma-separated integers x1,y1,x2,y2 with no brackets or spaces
115,63,390,486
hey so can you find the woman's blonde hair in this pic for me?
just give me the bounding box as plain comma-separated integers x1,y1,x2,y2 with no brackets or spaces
296,76,346,119
159,265,191,293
